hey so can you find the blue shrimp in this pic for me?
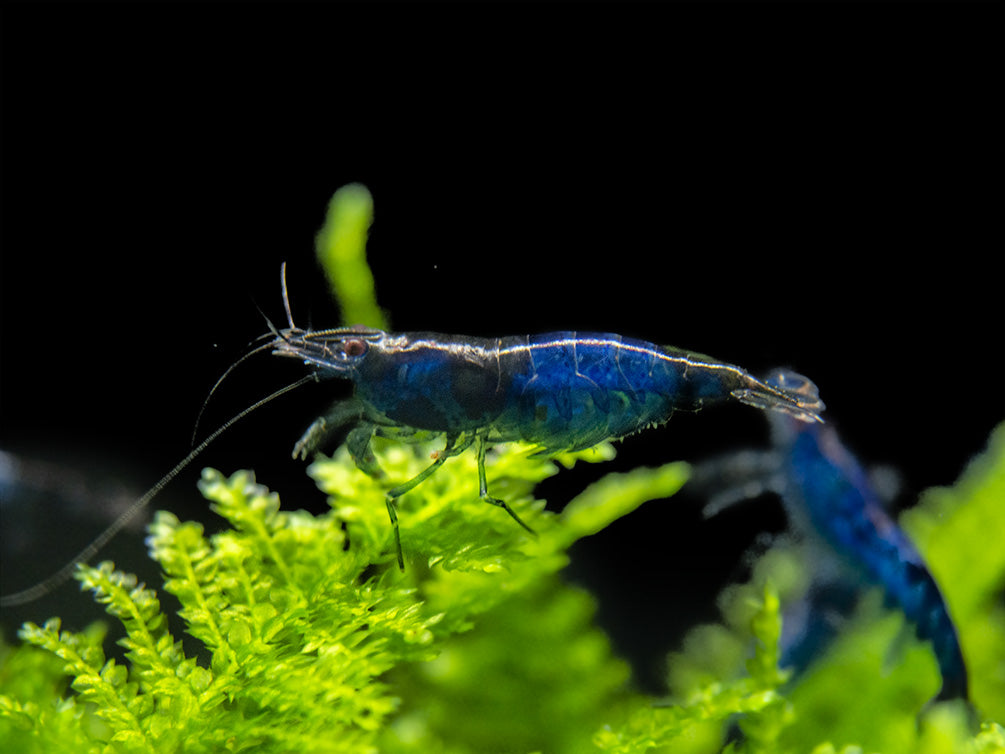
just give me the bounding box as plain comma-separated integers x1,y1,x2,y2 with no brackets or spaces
0,277,823,606
272,323,826,568
696,371,967,702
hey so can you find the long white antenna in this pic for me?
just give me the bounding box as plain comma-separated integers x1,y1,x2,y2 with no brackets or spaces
190,262,298,447
1,374,316,608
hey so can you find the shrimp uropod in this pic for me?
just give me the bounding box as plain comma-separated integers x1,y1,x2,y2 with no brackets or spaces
273,323,825,569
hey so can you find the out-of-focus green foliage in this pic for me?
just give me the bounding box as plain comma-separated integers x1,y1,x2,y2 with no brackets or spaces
0,624,108,753
315,182,386,330
594,585,791,754
903,422,1005,723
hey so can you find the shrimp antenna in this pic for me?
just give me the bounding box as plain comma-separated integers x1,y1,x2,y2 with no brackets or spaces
189,338,277,447
190,263,299,447
0,374,317,608
280,261,296,330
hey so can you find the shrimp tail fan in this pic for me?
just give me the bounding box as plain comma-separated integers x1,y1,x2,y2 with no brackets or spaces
732,368,826,424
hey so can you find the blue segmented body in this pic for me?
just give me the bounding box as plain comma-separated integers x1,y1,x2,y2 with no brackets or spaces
272,326,824,568
283,328,824,447
775,410,968,701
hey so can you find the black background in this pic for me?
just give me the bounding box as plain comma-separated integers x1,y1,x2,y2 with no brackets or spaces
2,4,1003,692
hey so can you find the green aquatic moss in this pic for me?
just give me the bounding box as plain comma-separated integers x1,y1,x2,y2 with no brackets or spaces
1,444,689,753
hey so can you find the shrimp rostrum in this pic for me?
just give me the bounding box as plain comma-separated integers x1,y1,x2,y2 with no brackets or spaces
272,323,825,568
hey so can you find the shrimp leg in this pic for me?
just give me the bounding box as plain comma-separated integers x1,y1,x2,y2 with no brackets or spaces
475,434,535,537
345,425,384,478
292,398,366,460
385,433,474,568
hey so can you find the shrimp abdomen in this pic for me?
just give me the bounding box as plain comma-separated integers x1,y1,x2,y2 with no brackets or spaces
491,333,741,450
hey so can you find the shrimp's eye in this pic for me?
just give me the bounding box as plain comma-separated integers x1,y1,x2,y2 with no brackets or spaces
343,339,368,358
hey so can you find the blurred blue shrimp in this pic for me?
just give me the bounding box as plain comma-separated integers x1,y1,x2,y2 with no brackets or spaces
695,371,967,702
270,314,825,567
